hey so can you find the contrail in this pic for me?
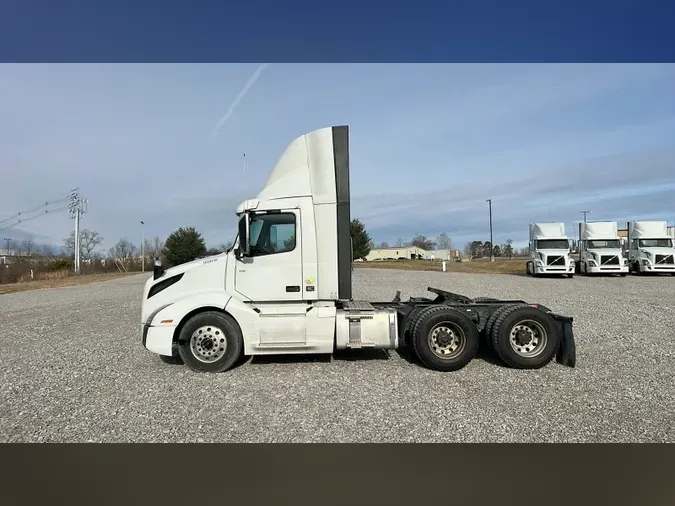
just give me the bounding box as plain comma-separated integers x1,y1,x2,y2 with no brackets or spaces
212,63,269,136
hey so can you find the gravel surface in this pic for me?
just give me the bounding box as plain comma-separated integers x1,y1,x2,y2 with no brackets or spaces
1,269,674,442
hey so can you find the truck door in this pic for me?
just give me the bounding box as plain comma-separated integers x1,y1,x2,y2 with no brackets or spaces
235,209,304,302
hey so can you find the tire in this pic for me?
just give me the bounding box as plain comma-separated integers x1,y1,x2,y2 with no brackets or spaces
567,273,574,279
177,311,243,373
480,303,528,354
403,306,428,347
490,306,560,369
410,305,479,372
620,273,627,277
159,354,183,365
526,261,533,276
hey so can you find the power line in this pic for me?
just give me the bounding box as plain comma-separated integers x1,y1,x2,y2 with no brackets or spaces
0,203,73,229
0,188,78,228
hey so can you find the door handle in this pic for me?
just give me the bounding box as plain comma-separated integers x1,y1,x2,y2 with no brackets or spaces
286,286,300,292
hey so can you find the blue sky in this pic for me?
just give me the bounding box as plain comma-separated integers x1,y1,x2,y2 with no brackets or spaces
1,63,674,253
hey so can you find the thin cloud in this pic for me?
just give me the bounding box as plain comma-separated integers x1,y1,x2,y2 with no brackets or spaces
211,63,269,136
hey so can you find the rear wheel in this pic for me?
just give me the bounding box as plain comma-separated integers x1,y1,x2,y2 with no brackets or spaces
177,311,243,373
410,306,479,372
490,306,560,369
403,306,428,347
481,303,528,354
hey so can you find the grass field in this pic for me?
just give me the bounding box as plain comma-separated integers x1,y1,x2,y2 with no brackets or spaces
0,271,140,295
354,257,527,275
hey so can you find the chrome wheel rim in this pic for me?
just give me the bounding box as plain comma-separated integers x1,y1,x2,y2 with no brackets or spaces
508,319,548,357
428,322,465,359
190,325,227,363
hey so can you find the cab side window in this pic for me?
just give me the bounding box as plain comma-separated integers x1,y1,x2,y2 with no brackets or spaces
248,212,297,256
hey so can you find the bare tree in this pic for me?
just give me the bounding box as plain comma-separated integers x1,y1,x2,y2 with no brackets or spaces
144,236,164,263
109,238,138,269
410,234,435,250
395,238,408,247
20,237,36,257
435,233,452,250
63,229,104,261
39,244,55,258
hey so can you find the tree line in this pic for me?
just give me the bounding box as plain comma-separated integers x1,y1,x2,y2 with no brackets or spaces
1,226,233,285
2,217,531,285
350,219,531,260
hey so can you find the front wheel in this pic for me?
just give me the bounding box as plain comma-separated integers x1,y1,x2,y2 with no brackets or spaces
410,306,479,372
177,311,244,373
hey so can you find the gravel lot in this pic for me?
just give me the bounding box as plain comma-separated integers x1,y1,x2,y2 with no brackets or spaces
1,268,674,443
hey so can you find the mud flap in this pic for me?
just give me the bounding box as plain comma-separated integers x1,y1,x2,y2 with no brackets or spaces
554,317,576,367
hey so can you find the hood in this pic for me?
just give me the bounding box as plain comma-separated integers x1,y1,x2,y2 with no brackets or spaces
163,253,227,277
638,247,675,256
536,249,570,256
586,248,623,256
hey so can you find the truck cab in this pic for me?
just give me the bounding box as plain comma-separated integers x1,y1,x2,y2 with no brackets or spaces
626,221,675,275
526,223,575,277
578,221,628,276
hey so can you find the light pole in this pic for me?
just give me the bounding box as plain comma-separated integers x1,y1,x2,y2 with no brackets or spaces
580,210,590,223
140,221,145,272
486,199,494,262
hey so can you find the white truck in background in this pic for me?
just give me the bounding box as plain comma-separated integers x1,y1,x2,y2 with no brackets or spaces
526,223,575,278
578,221,628,276
626,220,675,275
139,125,577,374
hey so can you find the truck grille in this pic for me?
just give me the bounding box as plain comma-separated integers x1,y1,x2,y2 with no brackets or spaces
546,256,566,266
656,254,674,265
600,255,620,265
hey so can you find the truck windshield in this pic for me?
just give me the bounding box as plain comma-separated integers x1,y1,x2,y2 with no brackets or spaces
638,238,673,248
536,239,569,249
587,239,621,249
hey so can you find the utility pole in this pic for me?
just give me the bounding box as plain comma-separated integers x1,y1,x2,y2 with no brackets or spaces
3,237,11,256
140,220,145,272
580,210,590,223
68,188,88,274
486,199,494,262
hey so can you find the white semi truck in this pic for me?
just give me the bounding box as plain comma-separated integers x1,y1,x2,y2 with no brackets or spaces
526,223,575,277
626,220,675,275
578,221,628,276
140,126,576,374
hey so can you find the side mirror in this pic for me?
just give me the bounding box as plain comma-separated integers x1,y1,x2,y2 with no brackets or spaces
153,256,165,280
237,214,251,258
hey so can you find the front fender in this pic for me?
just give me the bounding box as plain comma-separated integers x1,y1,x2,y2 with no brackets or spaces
151,290,234,329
